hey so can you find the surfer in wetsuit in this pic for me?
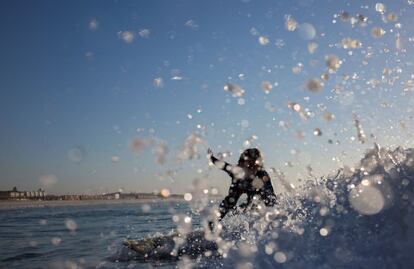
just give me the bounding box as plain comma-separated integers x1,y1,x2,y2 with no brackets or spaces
208,148,277,220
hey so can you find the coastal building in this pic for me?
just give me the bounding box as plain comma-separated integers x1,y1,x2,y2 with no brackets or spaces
0,188,185,201
0,187,46,200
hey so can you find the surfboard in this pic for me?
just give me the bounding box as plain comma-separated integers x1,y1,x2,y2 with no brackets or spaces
123,229,218,260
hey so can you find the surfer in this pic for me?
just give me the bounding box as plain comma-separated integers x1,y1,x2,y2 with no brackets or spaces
208,148,277,221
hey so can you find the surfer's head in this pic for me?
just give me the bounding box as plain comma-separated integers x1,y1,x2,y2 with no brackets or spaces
238,148,263,170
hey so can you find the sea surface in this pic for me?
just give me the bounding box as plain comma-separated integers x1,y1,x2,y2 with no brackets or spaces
2,146,414,269
0,201,193,269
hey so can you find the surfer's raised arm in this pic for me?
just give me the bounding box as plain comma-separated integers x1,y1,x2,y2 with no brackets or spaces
207,148,235,177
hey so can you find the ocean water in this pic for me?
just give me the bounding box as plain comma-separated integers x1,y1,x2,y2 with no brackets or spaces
2,146,414,269
0,201,192,269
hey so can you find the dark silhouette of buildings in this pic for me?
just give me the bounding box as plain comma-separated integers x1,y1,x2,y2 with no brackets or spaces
0,187,185,201
0,187,46,200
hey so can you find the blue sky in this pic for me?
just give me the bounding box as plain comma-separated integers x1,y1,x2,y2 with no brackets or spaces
1,0,414,194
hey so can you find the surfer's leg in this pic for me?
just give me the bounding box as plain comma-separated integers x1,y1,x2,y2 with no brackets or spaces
208,187,241,231
260,184,277,206
218,187,242,220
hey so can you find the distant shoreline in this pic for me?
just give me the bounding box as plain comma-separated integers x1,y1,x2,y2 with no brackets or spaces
0,198,185,210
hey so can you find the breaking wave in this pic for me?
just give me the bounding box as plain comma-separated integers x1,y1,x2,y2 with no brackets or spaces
121,145,414,269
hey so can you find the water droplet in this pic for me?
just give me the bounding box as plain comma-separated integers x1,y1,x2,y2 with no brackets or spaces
306,78,324,92
171,75,183,81
185,20,199,30
313,128,322,136
387,12,398,22
288,102,301,112
89,19,98,31
319,207,329,216
130,138,146,153
65,219,77,232
353,114,366,143
111,156,120,163
349,184,385,215
319,228,329,236
285,15,298,31
224,83,245,97
243,140,251,148
138,28,150,38
184,193,193,201
84,51,94,61
340,11,350,21
249,27,259,36
298,23,316,40
258,36,269,45
321,73,329,81
153,77,163,88
160,188,170,198
274,39,285,48
177,133,204,160
292,63,303,74
308,42,318,54
51,237,62,246
261,81,273,93
274,251,287,263
341,38,362,49
358,14,368,23
118,31,135,43
252,177,264,189
371,27,386,38
322,111,335,121
402,178,410,186
375,3,386,14
184,216,192,223
325,55,342,72
141,204,151,212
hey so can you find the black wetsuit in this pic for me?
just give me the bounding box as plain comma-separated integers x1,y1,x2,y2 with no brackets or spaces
211,156,277,220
